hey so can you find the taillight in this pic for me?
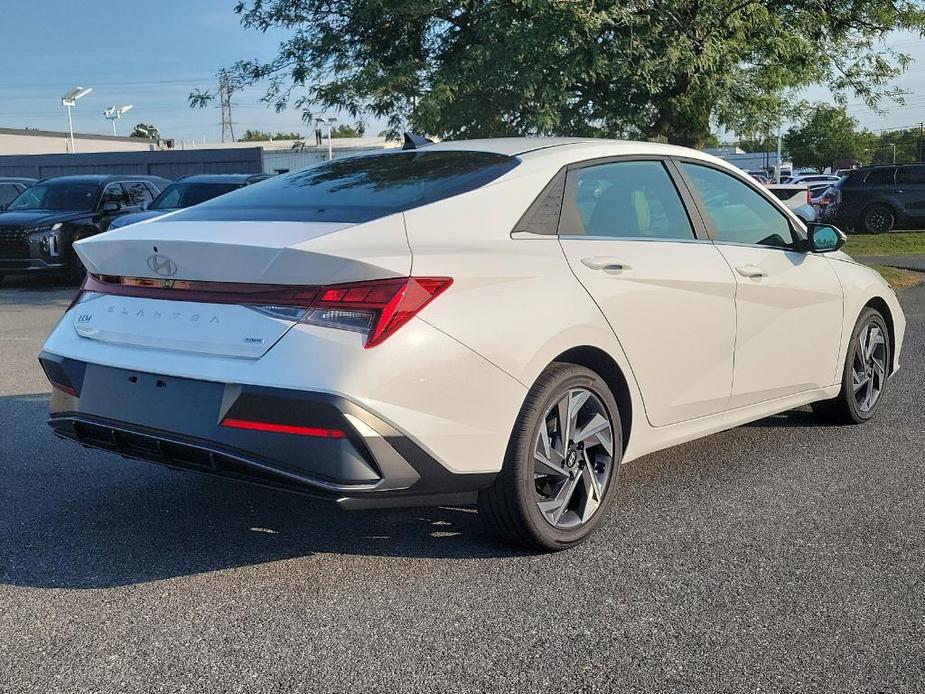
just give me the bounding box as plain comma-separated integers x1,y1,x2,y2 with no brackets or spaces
306,277,452,348
80,274,452,349
806,189,812,205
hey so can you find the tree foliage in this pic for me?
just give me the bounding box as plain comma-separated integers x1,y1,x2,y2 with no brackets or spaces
239,129,304,141
330,123,367,138
212,0,925,147
131,123,160,140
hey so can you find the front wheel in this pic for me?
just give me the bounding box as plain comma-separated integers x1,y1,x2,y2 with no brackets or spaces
812,307,891,424
479,363,623,551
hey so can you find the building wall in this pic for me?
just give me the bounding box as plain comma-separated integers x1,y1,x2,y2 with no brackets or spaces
0,148,263,180
0,129,152,155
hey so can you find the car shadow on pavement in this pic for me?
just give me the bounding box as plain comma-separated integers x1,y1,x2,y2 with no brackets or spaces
0,394,523,589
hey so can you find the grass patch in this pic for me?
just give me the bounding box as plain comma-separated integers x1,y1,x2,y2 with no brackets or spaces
870,264,924,290
844,231,925,256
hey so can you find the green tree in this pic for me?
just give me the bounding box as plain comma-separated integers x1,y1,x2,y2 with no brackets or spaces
784,105,874,171
871,127,925,164
131,123,160,140
736,136,777,153
330,123,367,138
209,1,925,148
239,130,303,141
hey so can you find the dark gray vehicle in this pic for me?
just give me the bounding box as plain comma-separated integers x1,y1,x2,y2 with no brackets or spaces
0,174,169,284
824,163,925,233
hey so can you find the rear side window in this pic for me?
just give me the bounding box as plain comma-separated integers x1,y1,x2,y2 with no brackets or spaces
560,160,694,239
896,165,925,185
864,168,895,186
0,184,21,207
169,151,520,223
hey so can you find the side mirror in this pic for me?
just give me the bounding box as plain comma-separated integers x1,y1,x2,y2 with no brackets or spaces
805,223,846,253
101,200,121,213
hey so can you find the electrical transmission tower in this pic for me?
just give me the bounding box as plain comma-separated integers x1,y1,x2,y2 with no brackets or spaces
219,71,235,143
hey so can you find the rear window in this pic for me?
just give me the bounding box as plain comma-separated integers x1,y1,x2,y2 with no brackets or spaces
896,165,925,185
169,151,520,223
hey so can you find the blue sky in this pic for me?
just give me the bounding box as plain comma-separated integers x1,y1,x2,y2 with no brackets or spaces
2,1,923,142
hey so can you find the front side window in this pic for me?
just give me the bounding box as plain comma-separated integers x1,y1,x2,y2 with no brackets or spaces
7,182,98,211
682,163,795,248
169,151,520,223
123,181,155,207
560,160,694,239
100,183,126,207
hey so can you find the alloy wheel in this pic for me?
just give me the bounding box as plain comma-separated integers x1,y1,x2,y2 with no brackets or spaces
865,207,893,234
853,322,887,412
533,387,615,529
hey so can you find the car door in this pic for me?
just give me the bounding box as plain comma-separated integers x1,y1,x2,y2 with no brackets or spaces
677,161,844,409
895,165,925,220
557,158,738,427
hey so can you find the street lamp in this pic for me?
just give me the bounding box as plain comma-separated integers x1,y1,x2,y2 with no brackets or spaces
315,117,338,160
103,104,133,136
61,86,92,153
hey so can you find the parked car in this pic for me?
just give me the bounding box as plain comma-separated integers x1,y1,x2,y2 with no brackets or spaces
786,173,843,187
824,163,925,233
745,170,771,186
0,174,169,284
767,183,816,222
0,177,36,209
40,138,905,551
109,174,274,230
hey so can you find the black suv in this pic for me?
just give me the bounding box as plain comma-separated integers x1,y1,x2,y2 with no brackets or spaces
0,174,170,284
824,163,925,233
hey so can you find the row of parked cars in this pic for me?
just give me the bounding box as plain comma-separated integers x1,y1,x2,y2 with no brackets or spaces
747,163,925,235
0,173,271,285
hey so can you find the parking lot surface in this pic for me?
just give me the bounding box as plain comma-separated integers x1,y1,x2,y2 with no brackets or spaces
1,277,923,693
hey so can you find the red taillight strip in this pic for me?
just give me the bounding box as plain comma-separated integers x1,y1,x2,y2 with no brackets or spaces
82,274,321,307
221,417,346,439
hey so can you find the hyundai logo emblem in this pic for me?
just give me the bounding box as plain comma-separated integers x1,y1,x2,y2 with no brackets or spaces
146,254,177,277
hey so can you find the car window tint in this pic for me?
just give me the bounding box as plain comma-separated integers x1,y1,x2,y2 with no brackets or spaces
682,163,794,249
123,181,155,207
863,168,895,185
100,183,126,206
562,160,694,239
170,151,520,223
0,184,21,207
896,165,925,185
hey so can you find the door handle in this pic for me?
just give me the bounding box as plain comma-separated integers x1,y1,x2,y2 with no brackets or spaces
735,264,767,279
581,257,631,273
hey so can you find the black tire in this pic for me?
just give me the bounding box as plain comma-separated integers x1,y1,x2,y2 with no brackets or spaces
479,363,623,551
860,203,895,234
812,307,891,424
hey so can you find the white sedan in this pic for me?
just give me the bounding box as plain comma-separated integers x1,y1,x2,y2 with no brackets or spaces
41,138,905,551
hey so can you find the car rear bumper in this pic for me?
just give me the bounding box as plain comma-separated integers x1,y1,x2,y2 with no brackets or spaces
41,352,497,509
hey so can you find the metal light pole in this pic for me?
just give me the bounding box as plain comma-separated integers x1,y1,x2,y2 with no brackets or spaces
316,117,338,160
103,105,133,136
775,123,783,184
61,86,92,153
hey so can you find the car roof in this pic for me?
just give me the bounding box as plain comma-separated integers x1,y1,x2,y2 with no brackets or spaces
419,136,731,165
35,174,170,185
173,173,265,184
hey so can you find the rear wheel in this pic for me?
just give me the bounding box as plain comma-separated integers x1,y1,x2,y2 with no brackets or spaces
479,363,622,551
861,204,895,234
812,307,891,424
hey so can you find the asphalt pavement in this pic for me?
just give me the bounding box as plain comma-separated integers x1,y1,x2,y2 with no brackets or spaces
1,276,923,693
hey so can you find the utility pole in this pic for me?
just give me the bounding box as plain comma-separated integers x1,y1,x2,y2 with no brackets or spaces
918,122,923,162
219,70,235,143
775,123,782,183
